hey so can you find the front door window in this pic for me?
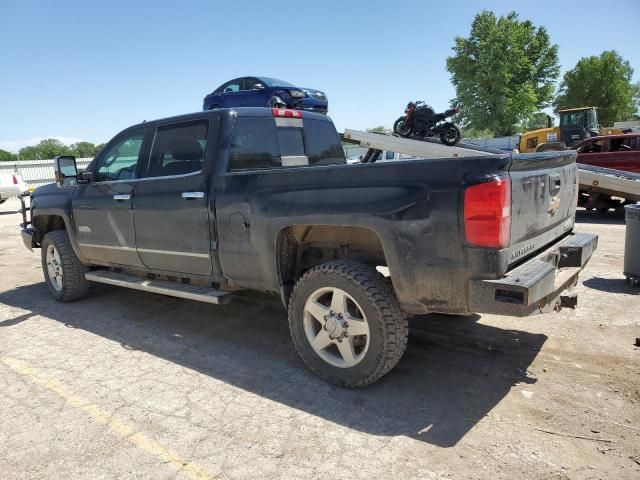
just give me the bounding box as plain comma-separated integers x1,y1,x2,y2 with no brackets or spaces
94,130,145,182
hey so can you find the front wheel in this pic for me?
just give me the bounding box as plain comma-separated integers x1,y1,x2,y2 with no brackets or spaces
393,116,413,137
439,123,462,146
41,230,90,302
288,261,408,387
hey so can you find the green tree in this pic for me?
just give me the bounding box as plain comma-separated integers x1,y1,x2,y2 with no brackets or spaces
632,81,640,119
554,51,636,126
19,138,71,160
69,141,98,158
520,112,552,131
461,127,494,139
366,126,391,134
0,149,17,161
446,11,560,136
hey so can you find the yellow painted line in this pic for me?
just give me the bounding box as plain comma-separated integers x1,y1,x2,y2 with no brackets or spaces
0,354,218,480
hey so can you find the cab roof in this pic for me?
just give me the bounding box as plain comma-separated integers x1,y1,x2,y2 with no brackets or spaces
129,107,331,131
558,107,597,113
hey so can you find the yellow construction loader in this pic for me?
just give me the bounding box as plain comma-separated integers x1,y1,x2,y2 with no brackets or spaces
518,107,624,153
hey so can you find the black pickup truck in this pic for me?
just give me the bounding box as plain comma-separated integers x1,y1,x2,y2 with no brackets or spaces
20,107,597,387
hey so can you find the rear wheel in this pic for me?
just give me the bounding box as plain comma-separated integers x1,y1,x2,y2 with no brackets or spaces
439,123,462,146
41,230,90,302
288,261,408,387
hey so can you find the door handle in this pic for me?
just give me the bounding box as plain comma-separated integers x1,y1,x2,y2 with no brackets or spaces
549,173,561,195
181,192,205,199
113,194,131,201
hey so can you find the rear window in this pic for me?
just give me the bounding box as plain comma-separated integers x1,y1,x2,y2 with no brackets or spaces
303,119,346,166
228,116,345,171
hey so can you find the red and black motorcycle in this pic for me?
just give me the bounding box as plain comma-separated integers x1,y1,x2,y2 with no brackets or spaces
393,101,462,146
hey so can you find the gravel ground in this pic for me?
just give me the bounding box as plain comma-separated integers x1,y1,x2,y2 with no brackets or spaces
0,197,638,480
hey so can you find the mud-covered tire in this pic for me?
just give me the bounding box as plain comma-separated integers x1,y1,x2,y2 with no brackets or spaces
288,261,408,387
41,230,90,302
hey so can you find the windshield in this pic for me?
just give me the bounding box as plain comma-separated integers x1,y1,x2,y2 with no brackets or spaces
260,77,295,88
560,109,598,130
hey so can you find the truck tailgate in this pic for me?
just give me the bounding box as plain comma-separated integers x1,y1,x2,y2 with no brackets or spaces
507,151,578,264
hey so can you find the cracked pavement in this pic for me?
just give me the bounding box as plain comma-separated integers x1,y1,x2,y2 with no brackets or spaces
0,198,639,479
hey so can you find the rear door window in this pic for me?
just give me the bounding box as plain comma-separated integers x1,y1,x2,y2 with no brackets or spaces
608,137,635,152
220,80,241,93
145,120,208,178
228,116,345,171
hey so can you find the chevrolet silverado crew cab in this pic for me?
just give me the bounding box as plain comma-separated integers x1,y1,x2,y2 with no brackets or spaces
19,107,597,387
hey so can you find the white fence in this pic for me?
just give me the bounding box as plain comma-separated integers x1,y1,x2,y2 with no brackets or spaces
0,158,93,188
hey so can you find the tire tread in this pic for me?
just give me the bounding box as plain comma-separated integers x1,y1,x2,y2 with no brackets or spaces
42,230,90,302
288,261,408,387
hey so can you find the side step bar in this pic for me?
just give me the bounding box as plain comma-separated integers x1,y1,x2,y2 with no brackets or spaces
85,270,233,305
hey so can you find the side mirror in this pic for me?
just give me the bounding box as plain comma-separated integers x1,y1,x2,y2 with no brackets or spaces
54,155,78,188
252,83,265,90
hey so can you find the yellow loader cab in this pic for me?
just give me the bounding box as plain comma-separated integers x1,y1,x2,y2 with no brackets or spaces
518,107,601,153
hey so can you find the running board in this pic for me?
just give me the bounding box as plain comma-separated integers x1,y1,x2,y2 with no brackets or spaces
85,271,233,305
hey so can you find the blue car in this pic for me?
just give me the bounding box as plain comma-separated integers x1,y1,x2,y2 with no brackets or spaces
202,76,328,114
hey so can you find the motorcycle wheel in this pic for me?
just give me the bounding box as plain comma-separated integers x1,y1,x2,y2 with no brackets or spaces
393,116,413,137
439,123,462,146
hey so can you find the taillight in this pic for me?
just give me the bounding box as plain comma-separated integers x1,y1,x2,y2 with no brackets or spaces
272,108,302,118
12,175,18,185
464,177,511,249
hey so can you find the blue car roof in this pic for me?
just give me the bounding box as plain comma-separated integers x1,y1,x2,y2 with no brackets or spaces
255,77,295,88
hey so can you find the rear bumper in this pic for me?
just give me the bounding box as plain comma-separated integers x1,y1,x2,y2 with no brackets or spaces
468,232,598,316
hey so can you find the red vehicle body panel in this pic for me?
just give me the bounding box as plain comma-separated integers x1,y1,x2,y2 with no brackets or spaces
574,133,640,173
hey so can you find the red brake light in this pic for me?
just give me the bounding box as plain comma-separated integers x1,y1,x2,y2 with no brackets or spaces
272,108,302,118
12,175,18,185
464,177,511,249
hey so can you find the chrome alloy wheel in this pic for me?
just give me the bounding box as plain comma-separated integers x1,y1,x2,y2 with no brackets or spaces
303,287,370,368
45,244,63,291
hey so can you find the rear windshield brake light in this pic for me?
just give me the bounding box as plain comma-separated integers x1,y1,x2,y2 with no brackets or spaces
272,108,302,118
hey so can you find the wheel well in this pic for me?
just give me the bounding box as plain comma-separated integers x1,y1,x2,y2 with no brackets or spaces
276,225,387,297
33,215,66,244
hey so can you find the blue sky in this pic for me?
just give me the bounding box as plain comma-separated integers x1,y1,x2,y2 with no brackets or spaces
1,0,638,151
